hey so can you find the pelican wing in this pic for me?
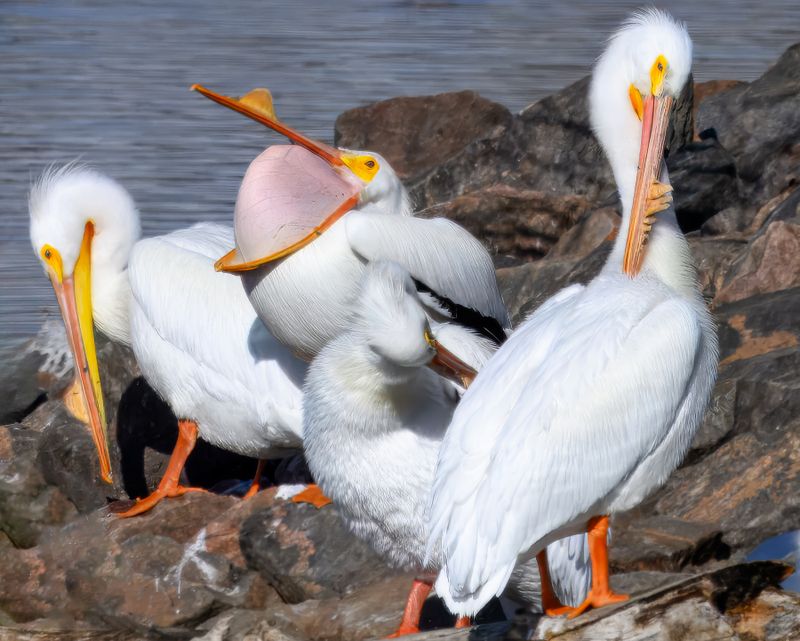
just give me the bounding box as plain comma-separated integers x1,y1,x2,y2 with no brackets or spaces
429,278,704,615
127,223,305,444
345,211,511,342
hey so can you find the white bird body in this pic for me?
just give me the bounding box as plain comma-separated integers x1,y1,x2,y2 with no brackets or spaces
429,10,718,616
29,167,306,483
242,204,510,360
303,262,590,612
192,85,509,362
128,223,306,457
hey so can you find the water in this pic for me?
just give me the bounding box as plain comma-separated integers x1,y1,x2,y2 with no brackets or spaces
746,530,800,592
2,0,800,351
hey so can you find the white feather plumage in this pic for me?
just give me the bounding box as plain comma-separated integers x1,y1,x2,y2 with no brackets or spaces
29,167,306,462
303,262,589,611
240,162,509,360
428,10,718,616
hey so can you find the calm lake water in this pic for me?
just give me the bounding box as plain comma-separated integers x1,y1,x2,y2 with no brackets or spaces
2,0,800,351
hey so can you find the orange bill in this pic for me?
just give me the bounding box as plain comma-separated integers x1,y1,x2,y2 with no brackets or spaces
46,224,112,482
425,330,478,388
191,84,343,166
622,94,674,276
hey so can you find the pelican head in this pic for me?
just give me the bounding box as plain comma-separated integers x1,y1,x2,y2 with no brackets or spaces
191,85,407,272
589,9,692,275
354,262,477,387
29,166,140,482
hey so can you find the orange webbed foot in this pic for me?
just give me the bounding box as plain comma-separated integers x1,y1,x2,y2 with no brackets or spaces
385,623,420,638
566,589,629,619
290,483,332,508
115,485,206,518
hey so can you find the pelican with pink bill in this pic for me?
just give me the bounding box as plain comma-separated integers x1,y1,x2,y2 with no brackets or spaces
192,84,511,365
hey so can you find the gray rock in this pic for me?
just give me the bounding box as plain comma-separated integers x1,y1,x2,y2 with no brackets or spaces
240,498,401,604
697,43,800,205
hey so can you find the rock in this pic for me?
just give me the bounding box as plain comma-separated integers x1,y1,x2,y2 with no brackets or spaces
194,610,308,641
409,77,615,210
496,206,617,322
533,562,797,641
715,188,800,304
668,137,739,231
334,91,512,183
240,497,402,604
697,43,800,204
0,491,278,632
545,207,619,261
270,575,421,641
610,514,730,573
0,321,74,425
420,186,594,265
510,241,612,324
692,80,745,137
0,422,77,548
651,292,800,556
688,236,747,300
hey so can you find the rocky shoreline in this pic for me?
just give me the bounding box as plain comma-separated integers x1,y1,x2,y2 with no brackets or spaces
1,41,799,641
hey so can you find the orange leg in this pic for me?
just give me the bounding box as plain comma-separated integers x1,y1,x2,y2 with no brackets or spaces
566,515,628,619
386,579,432,638
290,483,332,508
242,459,266,499
454,616,471,629
537,550,572,616
117,419,206,518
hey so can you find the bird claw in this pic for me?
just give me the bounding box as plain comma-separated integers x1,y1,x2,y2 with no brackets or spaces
290,484,333,508
645,180,673,217
385,624,420,638
114,485,206,518
566,590,629,619
545,605,577,617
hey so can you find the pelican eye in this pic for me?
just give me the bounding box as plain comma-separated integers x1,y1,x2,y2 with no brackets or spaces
40,244,64,282
342,154,381,183
424,328,436,349
650,54,669,96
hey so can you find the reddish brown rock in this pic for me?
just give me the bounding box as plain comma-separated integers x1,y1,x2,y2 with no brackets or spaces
420,186,594,264
334,91,512,182
688,237,747,300
240,495,401,604
716,220,800,304
0,492,275,631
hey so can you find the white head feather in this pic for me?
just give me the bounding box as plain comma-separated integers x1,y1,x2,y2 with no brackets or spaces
349,151,411,217
353,261,435,377
589,9,692,207
29,165,140,344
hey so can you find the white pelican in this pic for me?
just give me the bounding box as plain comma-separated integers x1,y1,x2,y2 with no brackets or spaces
28,166,316,516
428,10,718,618
303,261,590,637
192,85,510,361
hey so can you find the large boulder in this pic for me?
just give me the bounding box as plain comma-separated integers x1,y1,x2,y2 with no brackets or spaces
334,91,512,184
240,497,404,603
697,43,800,205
